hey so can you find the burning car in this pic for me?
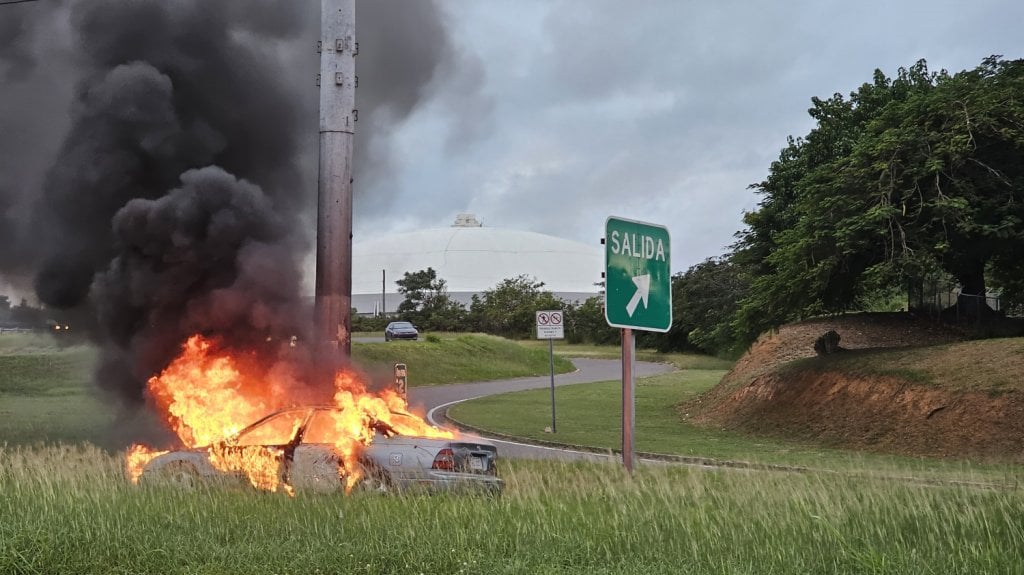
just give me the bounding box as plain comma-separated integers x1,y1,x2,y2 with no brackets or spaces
125,335,501,496
134,405,503,494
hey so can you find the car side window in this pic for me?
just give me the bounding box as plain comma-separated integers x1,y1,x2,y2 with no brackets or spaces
302,411,344,444
234,411,306,446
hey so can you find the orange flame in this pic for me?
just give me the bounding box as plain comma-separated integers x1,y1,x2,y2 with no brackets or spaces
126,334,453,494
147,336,274,447
125,444,168,484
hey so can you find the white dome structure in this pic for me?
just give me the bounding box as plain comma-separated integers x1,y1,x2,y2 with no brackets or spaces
352,215,602,315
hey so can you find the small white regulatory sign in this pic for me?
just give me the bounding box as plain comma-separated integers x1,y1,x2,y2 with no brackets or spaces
536,310,565,340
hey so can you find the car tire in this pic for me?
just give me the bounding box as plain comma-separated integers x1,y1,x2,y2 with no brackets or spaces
142,460,202,490
353,462,392,494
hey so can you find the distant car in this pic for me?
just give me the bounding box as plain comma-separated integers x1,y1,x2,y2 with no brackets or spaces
138,406,503,494
384,321,419,342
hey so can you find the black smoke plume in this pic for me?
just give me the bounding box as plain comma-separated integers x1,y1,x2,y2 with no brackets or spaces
0,0,476,412
27,1,312,407
0,5,40,82
92,166,309,403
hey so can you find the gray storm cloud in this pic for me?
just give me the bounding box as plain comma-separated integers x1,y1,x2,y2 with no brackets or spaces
0,0,478,408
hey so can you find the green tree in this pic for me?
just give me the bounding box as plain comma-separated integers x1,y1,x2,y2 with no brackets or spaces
470,276,564,339
662,257,750,356
395,268,467,331
735,57,1024,341
564,296,618,345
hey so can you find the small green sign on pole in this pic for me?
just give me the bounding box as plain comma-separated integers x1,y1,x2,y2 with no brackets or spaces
604,216,672,332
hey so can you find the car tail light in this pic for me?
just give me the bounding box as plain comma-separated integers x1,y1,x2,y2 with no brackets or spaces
431,447,455,471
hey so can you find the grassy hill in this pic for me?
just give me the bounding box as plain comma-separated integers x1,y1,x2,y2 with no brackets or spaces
353,334,573,386
686,314,1024,461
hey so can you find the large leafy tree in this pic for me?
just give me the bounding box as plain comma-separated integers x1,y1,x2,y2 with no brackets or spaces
395,268,466,330
469,275,564,339
666,257,750,356
564,296,618,345
735,57,1024,341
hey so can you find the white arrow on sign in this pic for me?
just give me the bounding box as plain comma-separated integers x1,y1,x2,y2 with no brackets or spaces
625,274,651,318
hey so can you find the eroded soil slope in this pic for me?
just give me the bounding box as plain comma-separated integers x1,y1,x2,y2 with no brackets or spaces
687,313,1024,460
723,313,964,389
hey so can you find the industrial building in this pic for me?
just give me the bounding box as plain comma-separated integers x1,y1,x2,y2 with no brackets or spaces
351,214,602,315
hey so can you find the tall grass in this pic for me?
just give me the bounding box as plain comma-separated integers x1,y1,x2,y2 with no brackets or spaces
2,445,1022,574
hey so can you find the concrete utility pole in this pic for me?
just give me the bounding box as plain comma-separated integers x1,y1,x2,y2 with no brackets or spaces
315,0,356,357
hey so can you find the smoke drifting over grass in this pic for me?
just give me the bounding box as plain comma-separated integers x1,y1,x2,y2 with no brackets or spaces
0,0,480,408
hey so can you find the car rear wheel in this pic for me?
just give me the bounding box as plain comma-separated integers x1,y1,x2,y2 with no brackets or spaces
353,462,392,494
142,461,201,490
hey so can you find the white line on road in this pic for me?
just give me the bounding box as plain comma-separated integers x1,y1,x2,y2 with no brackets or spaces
427,397,617,459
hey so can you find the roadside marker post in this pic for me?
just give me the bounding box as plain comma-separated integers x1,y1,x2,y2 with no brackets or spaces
536,310,565,433
394,363,408,402
604,216,671,474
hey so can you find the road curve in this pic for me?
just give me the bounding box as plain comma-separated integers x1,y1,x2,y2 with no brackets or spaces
408,358,675,461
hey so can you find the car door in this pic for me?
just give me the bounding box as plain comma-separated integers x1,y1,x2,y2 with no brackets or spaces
221,409,309,491
291,408,358,492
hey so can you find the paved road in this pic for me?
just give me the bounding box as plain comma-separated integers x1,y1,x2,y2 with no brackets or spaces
408,358,675,461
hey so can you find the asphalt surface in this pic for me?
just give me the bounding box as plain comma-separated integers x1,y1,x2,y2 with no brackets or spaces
408,358,676,462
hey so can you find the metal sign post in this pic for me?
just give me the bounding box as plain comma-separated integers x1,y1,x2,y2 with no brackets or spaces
536,310,565,433
604,216,672,474
622,328,635,473
548,338,557,433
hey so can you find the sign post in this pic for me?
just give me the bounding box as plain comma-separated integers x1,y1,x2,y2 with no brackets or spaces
604,217,671,473
394,363,408,402
536,310,565,433
621,327,635,472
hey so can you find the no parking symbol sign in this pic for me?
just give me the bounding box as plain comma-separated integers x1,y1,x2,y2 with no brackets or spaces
536,310,565,340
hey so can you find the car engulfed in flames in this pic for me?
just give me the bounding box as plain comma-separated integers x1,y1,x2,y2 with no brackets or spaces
126,335,502,495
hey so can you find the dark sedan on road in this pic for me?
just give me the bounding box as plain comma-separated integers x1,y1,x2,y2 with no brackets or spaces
385,321,419,342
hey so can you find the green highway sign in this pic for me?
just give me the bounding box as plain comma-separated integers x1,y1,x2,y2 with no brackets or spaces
604,216,672,332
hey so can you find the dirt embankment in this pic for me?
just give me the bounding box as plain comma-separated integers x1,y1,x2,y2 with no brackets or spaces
723,313,964,388
687,313,1024,460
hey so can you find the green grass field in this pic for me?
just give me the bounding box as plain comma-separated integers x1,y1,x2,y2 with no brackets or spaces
4,333,1024,573
2,444,1022,575
353,333,574,386
447,368,1024,484
0,334,114,446
0,333,572,447
518,339,735,370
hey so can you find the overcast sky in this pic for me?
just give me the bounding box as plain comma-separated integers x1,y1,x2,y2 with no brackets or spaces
2,0,1024,301
353,0,1024,274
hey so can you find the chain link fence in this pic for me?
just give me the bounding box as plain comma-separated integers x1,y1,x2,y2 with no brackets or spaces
908,280,1020,328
